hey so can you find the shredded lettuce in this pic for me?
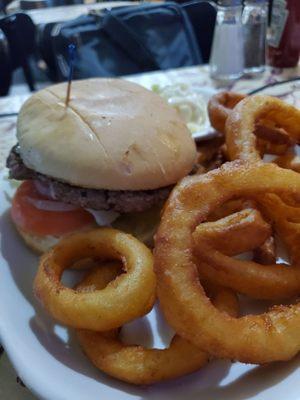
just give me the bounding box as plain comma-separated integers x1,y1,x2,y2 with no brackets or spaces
112,205,162,247
151,83,207,135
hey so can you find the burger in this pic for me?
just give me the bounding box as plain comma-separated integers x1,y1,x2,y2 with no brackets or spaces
6,78,196,253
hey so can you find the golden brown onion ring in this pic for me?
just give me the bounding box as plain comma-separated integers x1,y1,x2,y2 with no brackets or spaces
226,95,300,163
193,217,290,300
253,236,276,265
255,120,293,145
207,199,254,221
256,139,292,157
207,199,276,263
195,208,271,257
193,193,300,299
259,193,300,264
274,153,300,173
193,209,284,299
208,91,246,133
34,228,156,330
154,161,300,363
76,265,238,385
208,92,295,157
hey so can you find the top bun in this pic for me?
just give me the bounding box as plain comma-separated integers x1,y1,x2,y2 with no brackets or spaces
17,78,196,190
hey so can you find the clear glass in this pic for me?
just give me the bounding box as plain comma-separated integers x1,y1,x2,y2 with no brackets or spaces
209,4,244,81
242,0,268,74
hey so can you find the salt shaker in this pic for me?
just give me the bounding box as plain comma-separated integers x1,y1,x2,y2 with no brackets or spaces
209,0,244,81
242,0,268,74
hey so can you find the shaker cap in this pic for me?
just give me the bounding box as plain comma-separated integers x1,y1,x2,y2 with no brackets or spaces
218,0,242,5
244,0,267,3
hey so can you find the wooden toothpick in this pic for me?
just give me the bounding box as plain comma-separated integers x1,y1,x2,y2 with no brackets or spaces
65,44,76,107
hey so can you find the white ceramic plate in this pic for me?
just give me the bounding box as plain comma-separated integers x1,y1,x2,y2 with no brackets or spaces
1,171,300,400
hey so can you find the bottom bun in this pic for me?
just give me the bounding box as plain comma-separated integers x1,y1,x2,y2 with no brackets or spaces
16,227,61,254
15,223,97,254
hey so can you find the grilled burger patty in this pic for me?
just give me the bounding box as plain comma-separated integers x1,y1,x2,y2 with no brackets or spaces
7,145,172,213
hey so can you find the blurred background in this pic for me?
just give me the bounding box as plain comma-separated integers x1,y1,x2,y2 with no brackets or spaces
0,0,298,97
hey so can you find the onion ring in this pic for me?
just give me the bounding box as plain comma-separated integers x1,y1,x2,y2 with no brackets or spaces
259,193,300,264
256,139,292,157
208,92,293,158
154,161,300,363
193,217,289,300
208,92,246,133
76,265,239,385
194,208,271,256
225,95,300,163
253,236,276,265
207,199,254,221
34,228,156,330
255,120,293,145
207,199,276,263
274,153,300,173
193,209,283,299
192,192,300,299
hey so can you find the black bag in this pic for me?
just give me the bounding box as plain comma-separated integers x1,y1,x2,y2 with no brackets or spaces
40,2,202,81
182,0,216,63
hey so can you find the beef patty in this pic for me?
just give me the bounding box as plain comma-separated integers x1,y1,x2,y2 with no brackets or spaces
7,145,172,213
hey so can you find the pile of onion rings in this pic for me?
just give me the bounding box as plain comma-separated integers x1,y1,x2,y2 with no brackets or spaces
33,93,300,385
208,91,300,163
76,264,238,385
34,227,239,384
225,94,300,163
154,93,300,365
155,161,300,363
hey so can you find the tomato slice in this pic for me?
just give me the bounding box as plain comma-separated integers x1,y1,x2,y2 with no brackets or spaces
11,181,95,236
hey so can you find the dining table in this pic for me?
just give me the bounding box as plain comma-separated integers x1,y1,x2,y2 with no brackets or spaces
0,63,300,399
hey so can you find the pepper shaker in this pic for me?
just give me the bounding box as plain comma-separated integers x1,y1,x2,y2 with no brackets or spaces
242,0,268,74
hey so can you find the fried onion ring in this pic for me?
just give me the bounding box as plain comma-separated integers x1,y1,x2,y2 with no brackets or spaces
193,216,291,300
192,208,283,299
274,153,300,173
208,92,293,158
259,193,300,264
207,199,276,263
76,265,238,385
256,139,292,157
253,236,276,265
226,95,300,163
192,177,300,299
34,228,156,330
255,120,293,145
208,91,246,133
154,161,300,363
194,208,271,256
207,198,250,221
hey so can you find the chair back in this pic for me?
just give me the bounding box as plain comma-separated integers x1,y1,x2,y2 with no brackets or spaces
0,13,36,92
0,27,12,96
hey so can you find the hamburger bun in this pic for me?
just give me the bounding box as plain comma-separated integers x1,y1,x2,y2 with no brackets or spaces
17,78,196,191
15,226,61,254
15,223,97,254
